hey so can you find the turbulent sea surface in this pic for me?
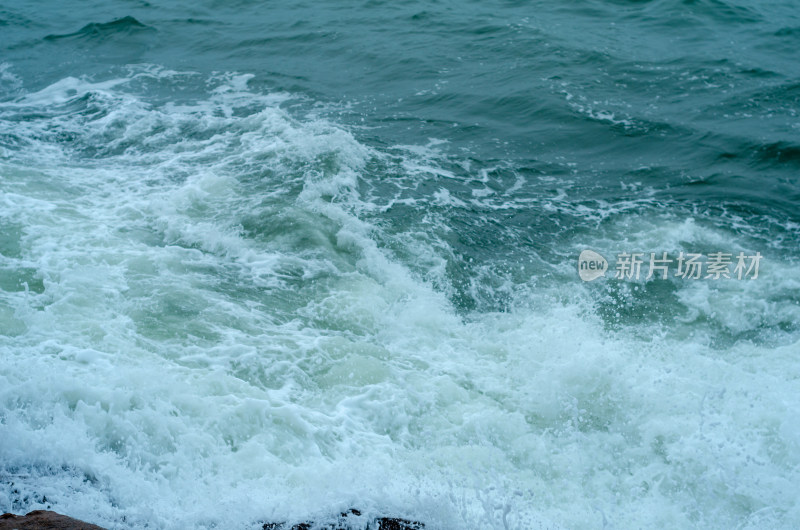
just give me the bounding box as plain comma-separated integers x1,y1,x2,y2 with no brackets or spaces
1,1,799,528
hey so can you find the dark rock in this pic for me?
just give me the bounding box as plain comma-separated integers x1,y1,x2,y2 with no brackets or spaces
374,518,424,530
260,509,424,529
0,508,422,529
0,510,105,529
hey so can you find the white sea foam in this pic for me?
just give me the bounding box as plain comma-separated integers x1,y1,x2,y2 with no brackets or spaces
1,69,799,529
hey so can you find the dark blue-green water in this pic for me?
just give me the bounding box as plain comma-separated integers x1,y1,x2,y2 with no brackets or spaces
1,1,799,528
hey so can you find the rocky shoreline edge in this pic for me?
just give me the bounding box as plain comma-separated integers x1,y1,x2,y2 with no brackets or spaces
0,509,424,529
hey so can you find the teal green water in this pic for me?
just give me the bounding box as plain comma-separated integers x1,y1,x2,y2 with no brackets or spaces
1,1,799,528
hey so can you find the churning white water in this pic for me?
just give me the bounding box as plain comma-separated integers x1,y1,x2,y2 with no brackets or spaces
1,68,799,529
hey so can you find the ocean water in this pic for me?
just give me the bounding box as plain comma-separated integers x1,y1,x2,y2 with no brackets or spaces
1,1,799,528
